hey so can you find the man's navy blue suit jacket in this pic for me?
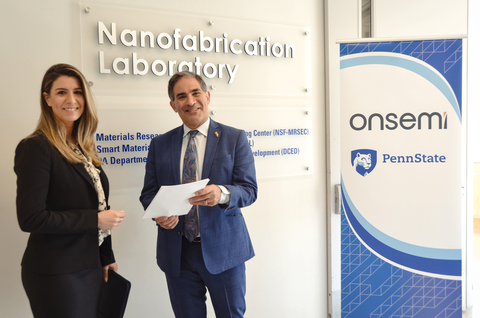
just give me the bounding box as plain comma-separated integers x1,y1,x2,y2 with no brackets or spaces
140,119,257,276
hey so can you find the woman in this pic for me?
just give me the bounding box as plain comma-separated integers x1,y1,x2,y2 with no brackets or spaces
14,64,126,318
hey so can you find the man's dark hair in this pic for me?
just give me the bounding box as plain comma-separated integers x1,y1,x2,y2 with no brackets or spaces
168,71,208,101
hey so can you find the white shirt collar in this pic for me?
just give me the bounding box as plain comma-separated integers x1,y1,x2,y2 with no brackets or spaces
183,117,210,138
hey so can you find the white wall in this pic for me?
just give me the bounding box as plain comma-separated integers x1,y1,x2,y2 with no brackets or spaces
374,0,467,38
469,0,480,163
324,1,359,316
0,0,325,317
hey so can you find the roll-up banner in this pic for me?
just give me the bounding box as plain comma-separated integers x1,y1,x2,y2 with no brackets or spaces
340,39,463,317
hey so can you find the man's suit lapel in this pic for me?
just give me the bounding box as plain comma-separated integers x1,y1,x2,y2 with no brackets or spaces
171,126,184,185
202,119,220,179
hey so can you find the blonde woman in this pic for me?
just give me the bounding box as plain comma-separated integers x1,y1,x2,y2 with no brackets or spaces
14,64,126,318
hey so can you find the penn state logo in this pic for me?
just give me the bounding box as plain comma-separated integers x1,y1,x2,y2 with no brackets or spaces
351,149,377,177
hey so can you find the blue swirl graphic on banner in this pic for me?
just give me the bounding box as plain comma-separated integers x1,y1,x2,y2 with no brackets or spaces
340,54,461,123
341,178,461,277
339,39,462,116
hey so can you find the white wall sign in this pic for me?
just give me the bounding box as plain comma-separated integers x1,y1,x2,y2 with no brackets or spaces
79,3,313,182
93,99,312,190
80,2,311,95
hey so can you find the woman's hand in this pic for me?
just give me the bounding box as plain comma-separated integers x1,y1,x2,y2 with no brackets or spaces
98,210,126,230
103,262,118,282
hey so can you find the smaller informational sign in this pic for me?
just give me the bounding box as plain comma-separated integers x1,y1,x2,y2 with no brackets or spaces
94,95,312,190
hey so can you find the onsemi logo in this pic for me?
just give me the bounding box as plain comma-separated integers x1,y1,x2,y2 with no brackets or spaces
349,111,447,131
351,149,377,177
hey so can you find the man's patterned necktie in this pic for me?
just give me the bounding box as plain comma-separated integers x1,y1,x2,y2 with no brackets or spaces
182,130,199,242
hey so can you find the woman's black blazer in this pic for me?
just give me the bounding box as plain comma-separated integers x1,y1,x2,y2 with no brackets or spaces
14,134,115,275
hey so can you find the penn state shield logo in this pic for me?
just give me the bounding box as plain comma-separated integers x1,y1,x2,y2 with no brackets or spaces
351,149,377,177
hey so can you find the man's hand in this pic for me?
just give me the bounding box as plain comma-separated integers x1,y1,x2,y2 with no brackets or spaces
189,184,222,207
155,215,179,229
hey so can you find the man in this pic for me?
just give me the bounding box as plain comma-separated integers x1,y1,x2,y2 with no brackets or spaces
140,71,257,318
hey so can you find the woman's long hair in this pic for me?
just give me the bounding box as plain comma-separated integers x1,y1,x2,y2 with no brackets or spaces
29,63,101,166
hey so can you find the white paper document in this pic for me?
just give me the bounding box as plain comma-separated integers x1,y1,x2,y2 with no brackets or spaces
142,178,210,219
